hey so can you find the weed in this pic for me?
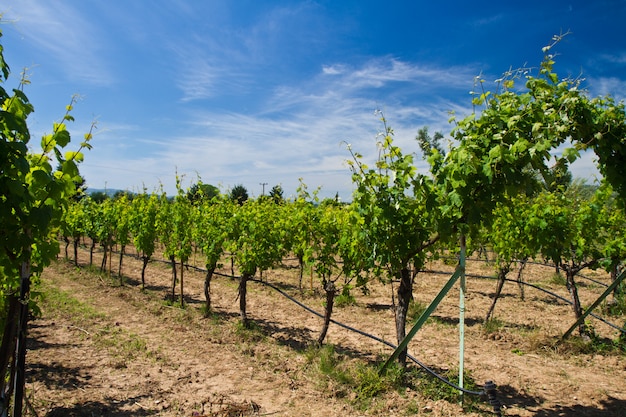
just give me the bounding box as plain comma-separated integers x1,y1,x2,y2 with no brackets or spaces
304,345,410,409
518,328,553,353
234,320,265,342
483,317,505,334
303,344,352,398
318,345,352,384
553,330,626,355
603,292,626,316
200,305,212,318
356,362,403,400
407,299,427,323
407,299,449,327
550,273,566,286
38,281,105,325
94,325,153,366
404,399,421,414
202,309,222,325
408,367,482,411
335,285,357,308
619,321,626,350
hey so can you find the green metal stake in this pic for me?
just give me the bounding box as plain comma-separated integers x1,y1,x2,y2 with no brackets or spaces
458,234,467,404
562,268,626,340
380,265,463,373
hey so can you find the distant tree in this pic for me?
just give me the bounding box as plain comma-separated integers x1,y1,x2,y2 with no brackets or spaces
230,184,249,205
416,126,446,159
187,182,220,204
568,180,599,201
113,190,136,201
90,191,109,203
319,191,345,207
269,184,284,204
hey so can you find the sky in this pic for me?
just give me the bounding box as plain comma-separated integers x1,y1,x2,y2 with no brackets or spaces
2,1,626,200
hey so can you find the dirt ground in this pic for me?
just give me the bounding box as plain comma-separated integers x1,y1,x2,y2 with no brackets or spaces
23,244,626,416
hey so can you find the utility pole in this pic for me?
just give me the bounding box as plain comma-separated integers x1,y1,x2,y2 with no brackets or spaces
259,182,268,196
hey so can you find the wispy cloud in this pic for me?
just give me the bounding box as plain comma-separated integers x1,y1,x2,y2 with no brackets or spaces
322,58,476,92
4,1,114,86
471,13,505,27
587,76,626,101
175,56,220,102
322,65,345,75
79,53,481,198
168,1,344,103
599,52,626,64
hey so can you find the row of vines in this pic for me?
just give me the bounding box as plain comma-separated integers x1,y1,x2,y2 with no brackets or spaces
59,166,626,353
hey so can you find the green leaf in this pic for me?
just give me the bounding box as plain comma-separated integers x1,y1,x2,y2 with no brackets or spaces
64,151,84,163
41,134,55,152
53,129,71,147
562,147,579,163
30,169,51,186
62,159,80,178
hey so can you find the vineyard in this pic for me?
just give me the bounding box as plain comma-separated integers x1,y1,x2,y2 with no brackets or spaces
3,24,626,416
37,186,626,415
27,235,626,416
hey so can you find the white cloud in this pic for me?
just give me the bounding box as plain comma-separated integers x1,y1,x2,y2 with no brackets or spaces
599,52,626,65
329,58,475,92
80,55,480,199
3,0,114,86
322,65,344,75
471,13,505,27
176,58,220,102
587,76,626,102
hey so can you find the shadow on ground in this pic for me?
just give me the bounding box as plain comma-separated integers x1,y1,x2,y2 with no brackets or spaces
45,397,157,417
531,397,626,417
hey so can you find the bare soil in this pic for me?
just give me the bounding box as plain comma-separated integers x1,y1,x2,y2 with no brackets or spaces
24,244,626,416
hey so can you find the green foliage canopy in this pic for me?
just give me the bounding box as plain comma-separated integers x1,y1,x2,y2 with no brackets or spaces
0,27,92,297
429,37,626,237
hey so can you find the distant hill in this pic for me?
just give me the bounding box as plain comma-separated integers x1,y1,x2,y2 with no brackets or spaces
86,188,124,197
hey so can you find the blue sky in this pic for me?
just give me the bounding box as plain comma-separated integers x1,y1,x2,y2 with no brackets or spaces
2,1,625,200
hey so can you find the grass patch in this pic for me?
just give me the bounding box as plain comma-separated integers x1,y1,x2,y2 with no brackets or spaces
37,278,159,367
407,299,427,322
407,367,482,411
550,272,567,286
38,281,105,325
602,292,626,317
316,344,353,385
305,345,486,413
234,319,265,342
558,333,626,355
304,345,406,409
94,324,155,367
407,299,448,326
355,362,404,402
334,285,357,308
483,317,505,334
523,329,626,356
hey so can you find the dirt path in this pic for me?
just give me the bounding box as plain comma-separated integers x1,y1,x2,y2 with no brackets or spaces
24,245,626,416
